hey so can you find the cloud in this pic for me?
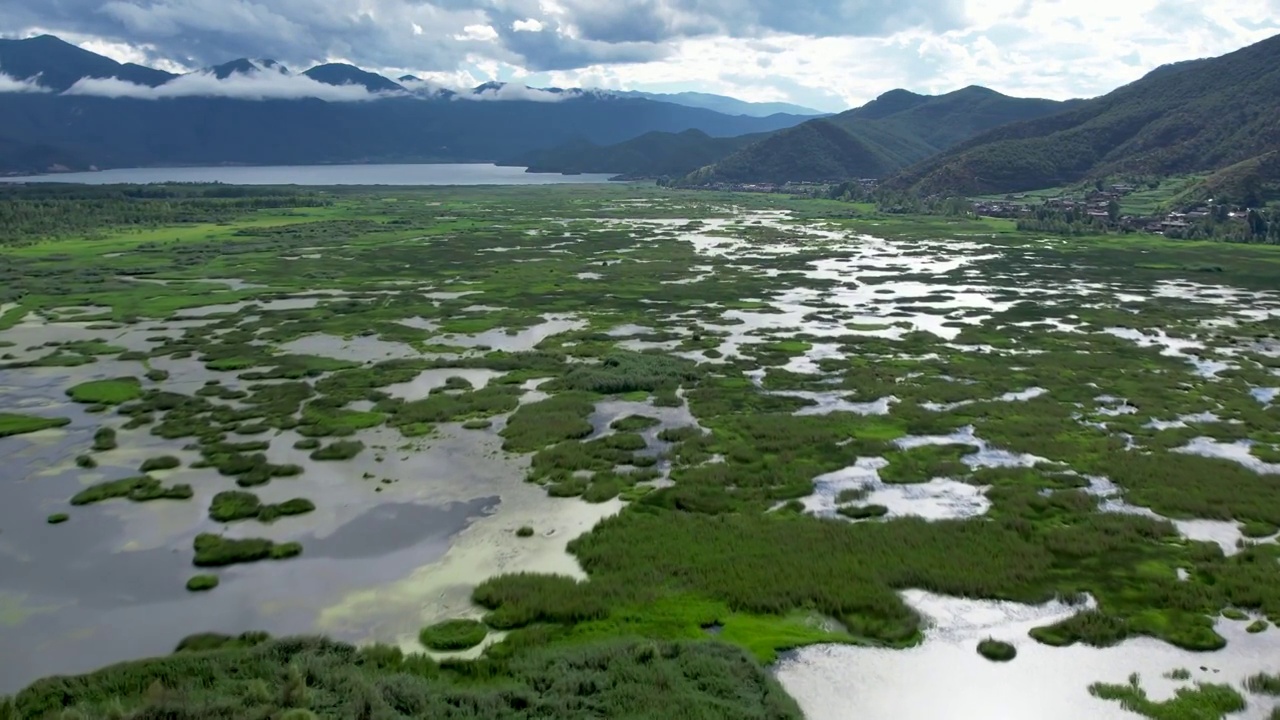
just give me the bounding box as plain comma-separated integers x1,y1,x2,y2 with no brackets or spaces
0,71,51,93
3,0,1279,112
458,83,576,102
63,69,393,101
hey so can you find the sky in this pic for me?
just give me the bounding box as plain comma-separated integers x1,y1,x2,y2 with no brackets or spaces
2,0,1279,111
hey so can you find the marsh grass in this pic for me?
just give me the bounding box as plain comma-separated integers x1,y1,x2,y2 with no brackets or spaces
66,377,143,405
1246,673,1280,696
1089,673,1246,719
14,186,1280,713
70,475,192,506
419,619,488,651
192,534,302,567
5,636,801,720
502,392,596,453
309,440,365,461
0,413,69,438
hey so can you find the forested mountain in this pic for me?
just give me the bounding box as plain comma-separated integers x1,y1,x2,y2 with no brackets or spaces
0,35,175,91
0,37,813,171
0,93,809,170
682,86,1075,184
886,33,1280,196
499,129,768,178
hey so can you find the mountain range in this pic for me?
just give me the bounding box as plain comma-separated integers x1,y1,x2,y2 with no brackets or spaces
0,35,814,174
3,31,1278,201
520,86,1081,182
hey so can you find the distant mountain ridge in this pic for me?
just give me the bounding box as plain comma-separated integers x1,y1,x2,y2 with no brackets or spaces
0,35,816,173
609,91,825,118
499,129,770,178
0,34,175,91
682,86,1079,184
885,33,1280,196
302,63,405,93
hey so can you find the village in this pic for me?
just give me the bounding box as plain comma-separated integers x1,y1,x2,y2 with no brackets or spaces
970,184,1256,235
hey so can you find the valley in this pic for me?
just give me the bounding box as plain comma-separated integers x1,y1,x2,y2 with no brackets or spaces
1,184,1279,718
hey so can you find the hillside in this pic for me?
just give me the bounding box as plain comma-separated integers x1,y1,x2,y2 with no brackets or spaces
0,136,84,175
501,129,767,178
1172,151,1280,208
683,86,1075,185
684,119,936,184
887,33,1280,196
0,38,813,170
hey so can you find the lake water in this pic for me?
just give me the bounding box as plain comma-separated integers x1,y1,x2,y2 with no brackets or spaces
0,163,619,186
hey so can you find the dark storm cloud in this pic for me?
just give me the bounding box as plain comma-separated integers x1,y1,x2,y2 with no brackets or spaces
0,0,968,72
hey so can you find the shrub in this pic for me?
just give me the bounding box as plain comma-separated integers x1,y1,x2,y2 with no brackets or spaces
46,513,69,525
310,440,365,461
92,427,117,451
611,415,661,432
186,575,219,592
74,454,97,469
139,455,181,472
517,526,535,538
293,438,321,450
193,534,301,567
838,504,889,520
419,619,488,651
209,491,263,522
977,638,1016,661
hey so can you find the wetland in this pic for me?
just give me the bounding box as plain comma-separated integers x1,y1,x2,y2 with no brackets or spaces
1,183,1278,718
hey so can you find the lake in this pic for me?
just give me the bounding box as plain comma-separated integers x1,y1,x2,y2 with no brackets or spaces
0,163,620,185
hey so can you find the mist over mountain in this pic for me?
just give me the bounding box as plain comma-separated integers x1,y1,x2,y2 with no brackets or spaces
0,35,814,173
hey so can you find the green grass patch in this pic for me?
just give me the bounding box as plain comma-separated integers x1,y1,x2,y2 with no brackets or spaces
66,377,143,405
0,413,70,438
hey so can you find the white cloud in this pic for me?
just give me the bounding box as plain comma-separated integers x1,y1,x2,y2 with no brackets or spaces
63,69,393,101
5,0,1280,112
455,24,499,41
535,0,1280,111
458,83,573,102
0,70,51,93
